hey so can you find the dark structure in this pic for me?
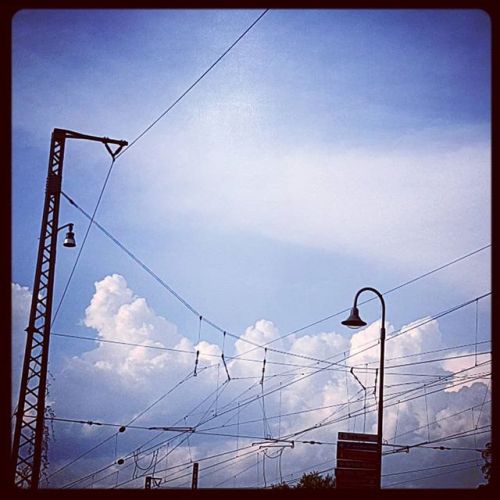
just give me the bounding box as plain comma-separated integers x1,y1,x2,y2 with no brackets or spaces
12,129,127,489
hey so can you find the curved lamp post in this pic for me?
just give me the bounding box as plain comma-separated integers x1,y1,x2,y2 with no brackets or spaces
342,287,386,489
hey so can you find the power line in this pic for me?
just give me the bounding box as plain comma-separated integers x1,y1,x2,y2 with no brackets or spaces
115,9,269,158
61,190,492,371
60,344,491,485
382,457,480,477
278,365,491,444
63,368,490,489
55,359,491,489
51,203,495,381
52,158,116,325
60,366,235,488
125,354,491,472
384,462,482,488
51,328,491,375
61,190,492,376
48,293,491,487
51,9,269,326
51,331,201,354
383,350,491,370
386,400,492,446
234,243,491,359
60,191,289,357
46,368,199,482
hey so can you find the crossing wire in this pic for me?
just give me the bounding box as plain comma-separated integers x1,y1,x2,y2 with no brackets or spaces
54,322,492,487
233,244,491,362
384,462,482,488
60,368,490,488
52,158,116,325
46,367,202,483
61,190,492,372
50,321,491,488
48,282,491,487
51,8,269,326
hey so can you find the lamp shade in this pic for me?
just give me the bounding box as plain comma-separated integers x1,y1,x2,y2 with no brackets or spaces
341,306,367,329
63,229,76,247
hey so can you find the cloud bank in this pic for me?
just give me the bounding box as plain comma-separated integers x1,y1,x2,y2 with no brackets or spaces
11,276,491,488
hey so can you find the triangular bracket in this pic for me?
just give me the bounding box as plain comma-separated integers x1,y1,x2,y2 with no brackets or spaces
104,141,126,160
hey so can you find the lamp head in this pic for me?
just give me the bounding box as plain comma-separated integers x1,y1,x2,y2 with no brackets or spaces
341,306,367,329
63,225,76,248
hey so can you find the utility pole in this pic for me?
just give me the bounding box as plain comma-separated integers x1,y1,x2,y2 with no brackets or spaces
191,462,199,489
11,129,127,489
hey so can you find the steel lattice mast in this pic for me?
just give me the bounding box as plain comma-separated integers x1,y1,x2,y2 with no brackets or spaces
12,128,127,489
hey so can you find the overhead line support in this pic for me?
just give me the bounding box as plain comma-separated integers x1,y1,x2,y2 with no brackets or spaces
11,128,127,489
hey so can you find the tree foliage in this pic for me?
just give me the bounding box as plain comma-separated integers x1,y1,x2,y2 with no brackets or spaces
272,471,335,489
480,442,492,487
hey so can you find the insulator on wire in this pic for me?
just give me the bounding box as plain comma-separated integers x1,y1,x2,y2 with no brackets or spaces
221,354,231,381
193,350,200,377
260,349,267,386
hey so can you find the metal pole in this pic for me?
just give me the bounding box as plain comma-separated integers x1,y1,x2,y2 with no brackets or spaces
353,287,385,489
377,322,386,488
12,130,67,489
191,462,199,489
12,129,127,489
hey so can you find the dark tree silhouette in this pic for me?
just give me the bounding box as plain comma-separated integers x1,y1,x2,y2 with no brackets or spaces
479,442,492,488
272,471,335,489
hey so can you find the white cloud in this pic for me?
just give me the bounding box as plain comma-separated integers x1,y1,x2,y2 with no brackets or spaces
128,124,490,294
441,351,491,392
11,277,491,488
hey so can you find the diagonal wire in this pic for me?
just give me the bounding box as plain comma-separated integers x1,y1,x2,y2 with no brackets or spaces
61,190,491,372
115,9,269,159
49,368,195,483
52,159,116,324
234,243,492,359
51,9,269,325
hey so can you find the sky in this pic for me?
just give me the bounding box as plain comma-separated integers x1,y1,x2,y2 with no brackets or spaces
11,8,491,489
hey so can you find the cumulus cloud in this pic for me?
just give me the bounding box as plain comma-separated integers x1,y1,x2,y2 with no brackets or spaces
11,277,491,488
441,351,491,392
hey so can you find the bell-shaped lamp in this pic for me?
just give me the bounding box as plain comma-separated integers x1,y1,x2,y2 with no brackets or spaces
341,306,367,329
63,225,76,248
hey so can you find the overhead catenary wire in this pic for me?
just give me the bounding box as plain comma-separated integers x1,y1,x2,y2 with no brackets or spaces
63,372,492,488
61,190,491,372
115,9,269,158
55,363,490,458
24,8,492,488
172,424,491,490
52,158,116,325
50,329,491,378
63,367,237,489
51,324,492,488
51,9,268,329
384,462,482,488
234,243,492,359
47,367,202,483
64,382,490,489
66,349,491,487
48,251,491,489
61,190,492,383
275,365,490,445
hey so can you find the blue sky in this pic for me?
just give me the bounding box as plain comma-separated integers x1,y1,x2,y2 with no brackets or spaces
11,9,491,489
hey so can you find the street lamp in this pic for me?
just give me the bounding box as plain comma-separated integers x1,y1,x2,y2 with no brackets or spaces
342,287,386,489
58,223,76,248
